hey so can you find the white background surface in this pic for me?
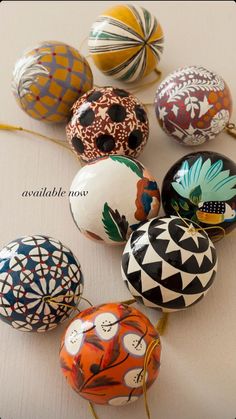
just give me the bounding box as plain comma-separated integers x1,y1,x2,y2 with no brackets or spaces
0,2,236,419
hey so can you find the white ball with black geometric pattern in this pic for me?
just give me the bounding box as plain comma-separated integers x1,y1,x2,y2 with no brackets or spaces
0,235,83,332
121,216,218,312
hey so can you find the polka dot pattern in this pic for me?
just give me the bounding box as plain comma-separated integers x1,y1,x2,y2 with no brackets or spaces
66,87,149,162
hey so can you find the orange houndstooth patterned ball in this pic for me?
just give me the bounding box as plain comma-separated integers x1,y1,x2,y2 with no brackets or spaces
12,41,93,123
60,302,161,406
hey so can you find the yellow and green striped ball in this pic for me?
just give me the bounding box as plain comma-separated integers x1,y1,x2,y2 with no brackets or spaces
88,4,164,83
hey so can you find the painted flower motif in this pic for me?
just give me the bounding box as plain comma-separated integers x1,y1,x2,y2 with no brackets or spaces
108,396,139,406
0,241,19,261
37,323,58,333
0,273,13,293
26,313,41,324
21,236,47,246
124,368,148,388
50,265,62,279
184,96,199,118
210,109,230,134
95,312,119,340
123,333,147,356
11,320,33,331
68,264,81,283
0,235,83,333
25,278,67,315
20,269,34,283
42,314,56,324
172,157,236,202
29,247,49,262
13,301,27,314
61,277,72,290
183,134,207,146
51,250,68,267
158,106,168,120
9,254,27,271
0,297,12,316
46,237,71,253
35,263,50,277
65,319,94,355
12,285,25,298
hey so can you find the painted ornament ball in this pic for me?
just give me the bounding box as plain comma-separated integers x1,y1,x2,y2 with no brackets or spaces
12,41,93,122
121,216,218,312
162,151,236,237
155,65,232,145
69,155,160,244
60,303,161,405
0,235,83,332
66,86,149,162
88,4,164,82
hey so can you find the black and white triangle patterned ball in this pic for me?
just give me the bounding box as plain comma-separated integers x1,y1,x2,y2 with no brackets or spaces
121,216,218,312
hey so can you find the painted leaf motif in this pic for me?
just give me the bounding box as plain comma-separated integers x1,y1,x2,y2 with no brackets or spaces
12,54,48,98
172,158,236,202
189,185,202,205
177,160,189,188
119,304,133,317
85,334,104,351
86,375,120,389
189,157,203,184
102,334,120,368
79,306,100,318
110,156,143,178
191,214,199,223
179,199,189,211
102,203,128,242
171,182,187,198
205,160,223,182
122,319,144,334
171,199,179,212
60,357,71,372
71,361,85,389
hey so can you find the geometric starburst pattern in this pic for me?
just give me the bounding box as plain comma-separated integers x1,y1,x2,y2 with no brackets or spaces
121,216,218,312
0,236,83,332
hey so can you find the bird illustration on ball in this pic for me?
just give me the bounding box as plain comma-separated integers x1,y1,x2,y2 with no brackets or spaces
196,201,236,224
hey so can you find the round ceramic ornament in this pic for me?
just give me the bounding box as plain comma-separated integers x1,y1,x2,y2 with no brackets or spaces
121,216,218,312
0,235,83,332
162,151,236,236
69,155,160,244
66,86,149,162
88,4,164,82
60,302,161,405
12,41,93,123
155,65,233,145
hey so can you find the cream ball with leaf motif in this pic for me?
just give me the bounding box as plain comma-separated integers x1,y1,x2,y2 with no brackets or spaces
69,155,160,244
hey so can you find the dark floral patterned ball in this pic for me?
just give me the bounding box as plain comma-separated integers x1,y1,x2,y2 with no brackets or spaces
0,235,83,332
155,66,232,146
66,86,149,162
60,303,161,405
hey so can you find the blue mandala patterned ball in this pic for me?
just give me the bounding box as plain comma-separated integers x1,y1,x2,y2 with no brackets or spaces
0,235,83,332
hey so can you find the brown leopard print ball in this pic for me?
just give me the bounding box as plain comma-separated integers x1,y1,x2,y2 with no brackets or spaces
66,87,149,162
